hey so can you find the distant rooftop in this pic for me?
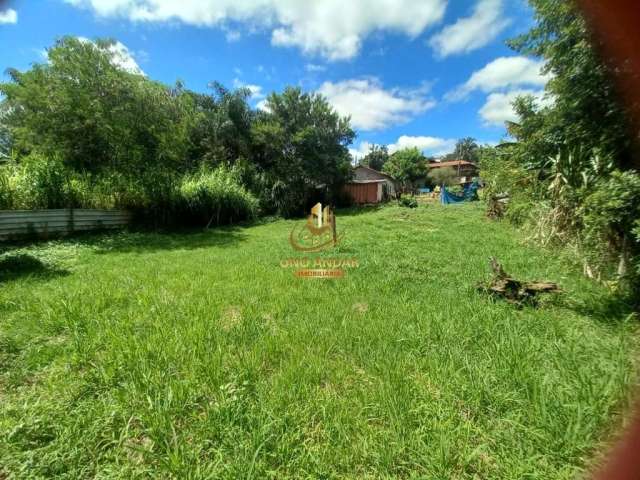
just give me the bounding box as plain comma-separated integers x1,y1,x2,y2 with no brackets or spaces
429,160,477,168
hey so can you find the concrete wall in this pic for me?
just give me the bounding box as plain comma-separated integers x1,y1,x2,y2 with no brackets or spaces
0,209,132,240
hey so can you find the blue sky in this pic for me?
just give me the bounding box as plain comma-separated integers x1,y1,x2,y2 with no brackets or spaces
0,0,550,160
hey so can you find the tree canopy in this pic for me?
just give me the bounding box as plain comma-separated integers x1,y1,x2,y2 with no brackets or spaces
0,37,355,218
361,144,389,171
1,37,195,175
382,147,427,192
251,87,354,215
446,137,480,163
479,0,640,296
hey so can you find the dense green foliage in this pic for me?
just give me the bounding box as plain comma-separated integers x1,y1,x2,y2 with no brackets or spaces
0,37,354,222
1,38,193,175
427,166,458,187
382,147,427,192
398,195,418,208
480,0,640,296
251,88,354,216
443,137,480,163
1,204,637,478
361,144,389,171
178,166,258,227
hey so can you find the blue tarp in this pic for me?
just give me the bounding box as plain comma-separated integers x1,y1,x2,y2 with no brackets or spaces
440,182,479,205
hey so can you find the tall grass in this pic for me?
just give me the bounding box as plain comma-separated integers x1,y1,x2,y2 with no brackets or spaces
178,166,259,227
0,157,259,229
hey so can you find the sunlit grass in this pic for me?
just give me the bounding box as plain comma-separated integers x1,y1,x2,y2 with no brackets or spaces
0,203,638,478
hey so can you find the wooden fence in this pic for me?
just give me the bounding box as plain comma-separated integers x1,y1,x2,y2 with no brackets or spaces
0,209,132,240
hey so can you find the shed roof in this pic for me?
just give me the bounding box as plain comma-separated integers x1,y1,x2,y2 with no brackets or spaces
347,179,386,184
354,164,397,181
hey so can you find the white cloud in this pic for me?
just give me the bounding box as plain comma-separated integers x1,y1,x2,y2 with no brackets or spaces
348,142,370,162
107,41,145,75
447,56,549,101
71,37,145,74
256,99,271,112
318,78,436,131
35,49,49,62
429,0,510,58
479,89,549,126
305,63,326,73
0,8,17,24
232,78,265,99
225,29,241,42
388,135,455,155
349,135,454,161
64,0,447,61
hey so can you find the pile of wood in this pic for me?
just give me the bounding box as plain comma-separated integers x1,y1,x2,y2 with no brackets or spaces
479,257,561,306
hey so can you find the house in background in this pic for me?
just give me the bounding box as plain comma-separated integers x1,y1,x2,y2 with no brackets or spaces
429,160,479,185
343,165,398,204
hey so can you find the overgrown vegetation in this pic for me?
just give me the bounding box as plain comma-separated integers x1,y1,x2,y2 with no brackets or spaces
427,166,458,187
382,147,427,193
361,144,390,171
0,37,353,222
178,166,258,227
479,0,640,298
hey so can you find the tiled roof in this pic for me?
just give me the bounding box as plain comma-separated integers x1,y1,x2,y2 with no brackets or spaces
429,160,477,168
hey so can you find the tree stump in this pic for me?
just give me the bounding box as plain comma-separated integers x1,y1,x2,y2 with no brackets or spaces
486,196,506,219
479,257,561,306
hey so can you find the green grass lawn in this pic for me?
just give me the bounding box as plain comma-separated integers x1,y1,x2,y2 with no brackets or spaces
1,203,638,479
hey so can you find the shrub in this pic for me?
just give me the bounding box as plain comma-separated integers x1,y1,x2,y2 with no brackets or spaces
10,153,74,209
579,170,640,290
0,166,13,209
178,166,258,227
399,196,418,208
427,167,457,187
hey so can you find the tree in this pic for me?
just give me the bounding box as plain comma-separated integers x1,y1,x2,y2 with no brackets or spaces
382,147,427,193
0,101,11,160
186,82,254,168
362,144,389,171
427,167,458,187
494,0,640,292
508,0,634,168
441,137,480,162
0,37,194,175
453,137,479,163
250,87,355,216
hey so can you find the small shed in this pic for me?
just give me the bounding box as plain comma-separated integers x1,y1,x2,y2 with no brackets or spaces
344,165,398,204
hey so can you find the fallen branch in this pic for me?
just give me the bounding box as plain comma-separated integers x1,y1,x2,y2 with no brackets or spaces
478,257,561,306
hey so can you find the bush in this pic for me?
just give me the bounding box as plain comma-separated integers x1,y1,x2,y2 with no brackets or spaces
427,167,457,187
579,170,640,290
0,154,109,210
0,156,258,230
178,166,259,227
8,153,76,209
399,196,418,208
0,166,12,209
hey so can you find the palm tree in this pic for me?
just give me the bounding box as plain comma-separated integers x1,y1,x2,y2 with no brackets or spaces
454,137,479,163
